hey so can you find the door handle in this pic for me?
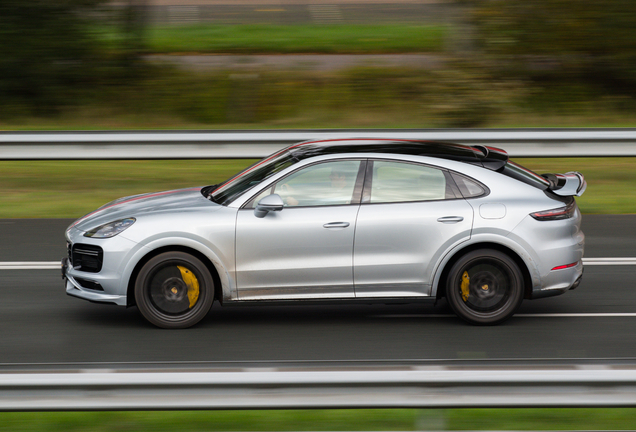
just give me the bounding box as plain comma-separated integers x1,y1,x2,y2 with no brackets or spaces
323,222,350,229
437,216,464,223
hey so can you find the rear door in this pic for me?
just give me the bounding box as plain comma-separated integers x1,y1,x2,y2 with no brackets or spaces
353,160,474,298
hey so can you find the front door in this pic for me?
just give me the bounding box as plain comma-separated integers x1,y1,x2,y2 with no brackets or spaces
235,160,364,300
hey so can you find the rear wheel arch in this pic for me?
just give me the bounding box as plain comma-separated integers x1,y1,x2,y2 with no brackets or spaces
127,245,223,308
435,242,533,301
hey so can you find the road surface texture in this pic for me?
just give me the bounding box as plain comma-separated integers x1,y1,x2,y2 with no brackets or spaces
0,215,634,370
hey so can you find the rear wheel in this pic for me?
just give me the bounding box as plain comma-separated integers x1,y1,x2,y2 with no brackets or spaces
135,251,214,329
446,249,523,325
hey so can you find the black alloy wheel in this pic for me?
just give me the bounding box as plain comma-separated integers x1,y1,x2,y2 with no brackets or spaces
446,249,524,325
135,251,214,329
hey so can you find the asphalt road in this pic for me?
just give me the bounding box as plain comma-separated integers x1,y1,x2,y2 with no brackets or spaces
1,215,635,370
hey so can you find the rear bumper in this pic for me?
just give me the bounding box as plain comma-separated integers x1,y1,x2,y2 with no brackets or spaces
508,209,584,300
529,261,584,299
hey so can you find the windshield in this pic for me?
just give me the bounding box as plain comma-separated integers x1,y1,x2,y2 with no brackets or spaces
210,150,296,205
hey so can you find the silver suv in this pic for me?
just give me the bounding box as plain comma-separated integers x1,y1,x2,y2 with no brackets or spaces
63,139,586,328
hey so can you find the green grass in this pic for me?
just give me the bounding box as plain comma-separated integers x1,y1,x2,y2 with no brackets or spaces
518,157,636,215
2,408,636,431
3,62,636,131
0,159,255,218
145,24,446,54
0,157,633,218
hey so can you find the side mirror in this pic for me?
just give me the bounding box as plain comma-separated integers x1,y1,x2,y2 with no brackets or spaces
254,194,284,218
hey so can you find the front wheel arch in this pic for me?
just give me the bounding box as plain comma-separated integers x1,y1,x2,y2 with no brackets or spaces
133,251,215,328
435,243,533,301
127,245,223,308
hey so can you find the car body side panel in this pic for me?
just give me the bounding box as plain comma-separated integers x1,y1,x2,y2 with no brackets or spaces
353,199,474,297
428,183,584,300
235,205,359,300
507,207,584,297
429,232,543,299
119,207,239,301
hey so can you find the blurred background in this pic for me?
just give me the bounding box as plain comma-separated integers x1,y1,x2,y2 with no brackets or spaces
2,2,636,430
2,0,635,130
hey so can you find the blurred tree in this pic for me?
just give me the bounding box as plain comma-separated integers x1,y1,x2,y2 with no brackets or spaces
472,0,636,94
121,0,148,70
0,0,108,114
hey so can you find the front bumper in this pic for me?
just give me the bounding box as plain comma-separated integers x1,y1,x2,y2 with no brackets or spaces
63,226,140,306
62,257,127,305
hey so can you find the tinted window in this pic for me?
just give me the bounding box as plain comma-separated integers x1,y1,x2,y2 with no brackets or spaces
368,161,452,204
450,173,487,198
272,160,362,207
501,161,550,190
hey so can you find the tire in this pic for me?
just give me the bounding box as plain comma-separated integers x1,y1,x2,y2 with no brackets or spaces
446,249,524,325
134,251,214,329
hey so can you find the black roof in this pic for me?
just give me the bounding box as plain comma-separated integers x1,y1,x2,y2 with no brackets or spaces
287,139,509,171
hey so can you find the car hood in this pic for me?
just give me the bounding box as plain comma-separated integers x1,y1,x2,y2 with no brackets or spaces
69,187,220,233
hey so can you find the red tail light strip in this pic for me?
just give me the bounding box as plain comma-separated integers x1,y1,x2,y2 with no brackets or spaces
551,261,579,271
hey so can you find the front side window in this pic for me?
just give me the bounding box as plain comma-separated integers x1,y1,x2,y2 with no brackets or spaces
266,160,362,208
367,160,453,204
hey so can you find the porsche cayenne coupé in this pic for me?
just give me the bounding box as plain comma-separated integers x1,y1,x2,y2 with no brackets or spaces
63,139,586,328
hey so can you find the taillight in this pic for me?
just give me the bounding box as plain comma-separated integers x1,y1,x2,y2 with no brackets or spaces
530,201,576,221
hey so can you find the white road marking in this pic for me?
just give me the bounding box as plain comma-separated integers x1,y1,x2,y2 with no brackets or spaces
583,257,636,265
1,257,635,270
0,257,636,270
1,262,61,270
518,313,636,317
375,313,636,318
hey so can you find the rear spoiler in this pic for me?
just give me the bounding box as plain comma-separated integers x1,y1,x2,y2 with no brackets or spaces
542,172,587,197
472,145,508,170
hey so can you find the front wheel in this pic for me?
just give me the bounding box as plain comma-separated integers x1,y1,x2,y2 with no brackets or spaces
446,249,524,325
135,252,214,329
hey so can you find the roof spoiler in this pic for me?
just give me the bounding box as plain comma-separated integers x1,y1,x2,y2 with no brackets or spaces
472,145,508,171
542,172,587,197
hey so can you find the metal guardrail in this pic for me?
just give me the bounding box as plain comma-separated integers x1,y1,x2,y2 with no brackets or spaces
2,128,636,159
2,367,636,411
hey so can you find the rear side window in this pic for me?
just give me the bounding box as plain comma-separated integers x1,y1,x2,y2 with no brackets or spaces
501,161,550,190
450,173,487,198
366,160,456,204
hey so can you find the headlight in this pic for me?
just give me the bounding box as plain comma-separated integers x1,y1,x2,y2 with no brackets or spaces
84,218,136,238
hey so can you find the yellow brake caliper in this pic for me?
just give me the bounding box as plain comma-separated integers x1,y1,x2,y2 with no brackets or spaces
177,266,200,308
460,271,470,302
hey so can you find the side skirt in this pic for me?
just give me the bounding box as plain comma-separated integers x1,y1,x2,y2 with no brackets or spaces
219,297,437,307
